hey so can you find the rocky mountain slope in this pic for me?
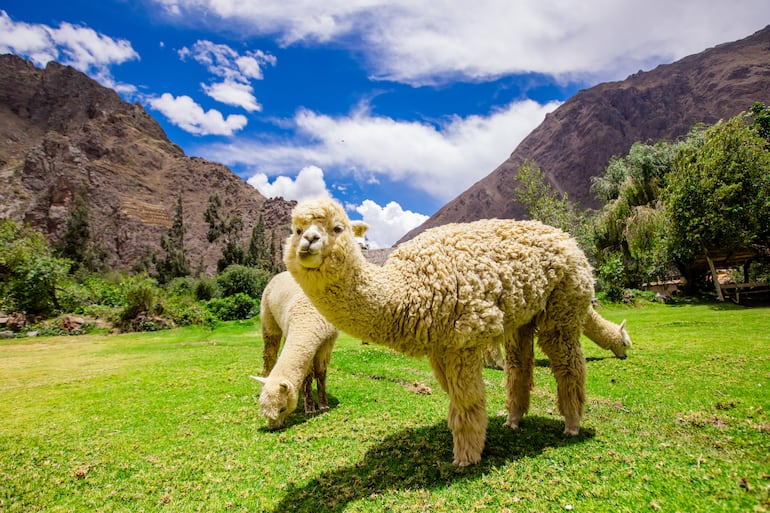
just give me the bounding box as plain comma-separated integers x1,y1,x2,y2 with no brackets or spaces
0,54,295,274
399,25,770,243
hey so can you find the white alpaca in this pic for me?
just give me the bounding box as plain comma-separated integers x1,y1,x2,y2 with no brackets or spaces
484,311,632,369
285,198,624,466
251,271,337,430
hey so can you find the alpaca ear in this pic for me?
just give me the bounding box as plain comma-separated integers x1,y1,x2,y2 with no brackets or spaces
619,320,627,332
250,376,268,385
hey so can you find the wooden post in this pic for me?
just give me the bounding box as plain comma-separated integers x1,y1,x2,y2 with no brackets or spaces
704,251,724,301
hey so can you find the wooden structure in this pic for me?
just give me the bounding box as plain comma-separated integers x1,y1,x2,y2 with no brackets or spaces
695,244,770,303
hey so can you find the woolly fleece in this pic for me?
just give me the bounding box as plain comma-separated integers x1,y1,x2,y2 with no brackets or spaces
254,271,337,430
285,198,596,465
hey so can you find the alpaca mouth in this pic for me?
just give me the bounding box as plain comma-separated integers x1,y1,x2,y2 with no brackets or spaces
298,249,322,268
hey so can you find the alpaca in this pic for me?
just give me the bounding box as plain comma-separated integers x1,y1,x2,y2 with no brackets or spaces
583,308,632,359
251,271,337,430
285,198,615,466
484,312,632,369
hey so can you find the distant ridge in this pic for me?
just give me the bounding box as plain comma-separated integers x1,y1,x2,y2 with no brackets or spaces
0,54,295,273
399,25,770,244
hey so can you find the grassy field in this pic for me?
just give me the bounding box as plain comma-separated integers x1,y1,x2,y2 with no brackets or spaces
1,301,768,512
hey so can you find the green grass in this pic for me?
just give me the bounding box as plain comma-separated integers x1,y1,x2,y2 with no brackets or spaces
1,302,769,512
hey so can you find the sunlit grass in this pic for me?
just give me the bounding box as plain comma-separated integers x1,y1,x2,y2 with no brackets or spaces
1,302,769,512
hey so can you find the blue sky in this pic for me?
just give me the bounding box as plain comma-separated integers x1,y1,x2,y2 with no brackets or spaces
2,1,769,247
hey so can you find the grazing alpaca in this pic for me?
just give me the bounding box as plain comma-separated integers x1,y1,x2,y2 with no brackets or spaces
285,198,617,466
484,312,632,369
584,308,632,359
251,271,337,430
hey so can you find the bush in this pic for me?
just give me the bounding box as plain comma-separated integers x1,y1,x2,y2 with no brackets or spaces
206,293,259,321
216,265,271,298
119,276,162,324
596,252,629,302
0,220,71,315
193,276,221,301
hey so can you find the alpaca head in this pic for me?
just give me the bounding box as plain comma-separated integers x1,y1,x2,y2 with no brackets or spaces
251,376,298,430
612,320,633,359
285,198,362,276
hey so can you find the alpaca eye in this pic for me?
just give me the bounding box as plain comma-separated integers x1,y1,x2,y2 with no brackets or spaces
295,228,302,236
333,224,344,234
279,407,287,413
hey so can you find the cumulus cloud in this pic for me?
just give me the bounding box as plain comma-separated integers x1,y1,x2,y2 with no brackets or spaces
147,93,247,136
202,80,262,112
354,200,428,249
0,10,138,87
179,39,275,111
149,0,770,84
199,99,559,202
247,166,426,248
248,165,331,202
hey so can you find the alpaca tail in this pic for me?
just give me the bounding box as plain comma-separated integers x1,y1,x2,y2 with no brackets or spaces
583,306,632,359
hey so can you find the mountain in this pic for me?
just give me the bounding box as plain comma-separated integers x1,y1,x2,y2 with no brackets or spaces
0,54,295,274
399,25,770,244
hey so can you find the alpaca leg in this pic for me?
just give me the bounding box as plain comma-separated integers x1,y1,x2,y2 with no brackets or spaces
302,372,316,413
315,368,328,410
430,349,487,466
315,336,334,410
261,333,281,376
537,329,586,435
504,324,535,429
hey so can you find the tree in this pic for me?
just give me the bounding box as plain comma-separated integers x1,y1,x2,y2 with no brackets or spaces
663,112,770,279
55,188,104,273
204,193,245,272
590,141,676,287
512,160,590,247
245,214,269,269
156,195,190,284
0,219,70,314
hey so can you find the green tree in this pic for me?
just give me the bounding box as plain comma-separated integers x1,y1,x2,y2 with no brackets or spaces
244,214,269,269
156,195,190,284
512,160,590,246
590,141,676,287
204,193,245,272
55,188,104,273
663,112,770,281
0,219,71,314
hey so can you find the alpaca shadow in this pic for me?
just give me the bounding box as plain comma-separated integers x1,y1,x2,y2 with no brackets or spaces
257,395,341,432
268,416,594,513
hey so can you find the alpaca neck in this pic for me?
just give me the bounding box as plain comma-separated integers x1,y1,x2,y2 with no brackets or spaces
313,256,400,346
269,335,316,386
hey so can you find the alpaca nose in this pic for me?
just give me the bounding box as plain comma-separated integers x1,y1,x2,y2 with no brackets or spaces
304,232,320,243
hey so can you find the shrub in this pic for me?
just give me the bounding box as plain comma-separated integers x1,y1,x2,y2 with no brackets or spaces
215,265,271,298
596,252,629,302
206,293,259,321
193,276,221,301
119,275,162,325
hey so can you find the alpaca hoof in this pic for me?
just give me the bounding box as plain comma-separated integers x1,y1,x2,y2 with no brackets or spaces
503,419,520,430
563,426,580,436
453,456,480,467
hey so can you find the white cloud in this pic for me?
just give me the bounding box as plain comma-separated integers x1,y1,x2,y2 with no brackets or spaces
354,200,428,249
147,93,247,135
179,39,275,110
199,99,559,202
0,10,138,86
248,165,331,202
148,0,770,84
202,80,262,112
247,166,425,247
